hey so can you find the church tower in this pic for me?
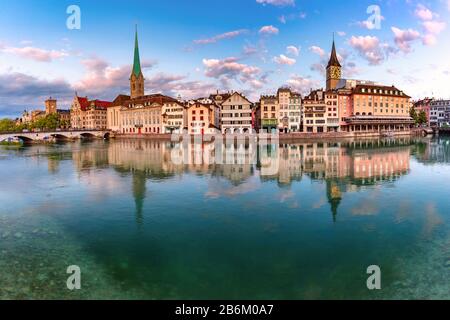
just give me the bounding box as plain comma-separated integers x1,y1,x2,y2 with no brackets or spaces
326,37,342,91
130,27,145,99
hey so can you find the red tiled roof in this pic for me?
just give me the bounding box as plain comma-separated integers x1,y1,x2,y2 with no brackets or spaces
92,100,113,109
76,96,112,111
122,94,179,107
77,97,90,111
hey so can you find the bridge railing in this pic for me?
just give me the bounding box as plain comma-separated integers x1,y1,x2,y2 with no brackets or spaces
0,129,110,135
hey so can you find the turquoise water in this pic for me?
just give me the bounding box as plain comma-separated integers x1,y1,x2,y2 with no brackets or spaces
0,137,449,299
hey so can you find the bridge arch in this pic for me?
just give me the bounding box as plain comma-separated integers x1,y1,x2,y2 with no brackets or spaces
80,132,96,139
51,134,72,141
15,136,34,143
103,132,111,140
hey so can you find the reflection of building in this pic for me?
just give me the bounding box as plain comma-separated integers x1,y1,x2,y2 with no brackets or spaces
67,137,415,224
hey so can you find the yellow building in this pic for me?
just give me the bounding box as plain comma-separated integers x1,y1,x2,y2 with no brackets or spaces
260,95,278,132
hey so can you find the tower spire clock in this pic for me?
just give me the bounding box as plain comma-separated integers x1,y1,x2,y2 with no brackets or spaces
130,25,145,99
326,36,342,91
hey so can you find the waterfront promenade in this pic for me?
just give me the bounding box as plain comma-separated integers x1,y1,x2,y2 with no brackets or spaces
1,127,442,144
0,129,111,143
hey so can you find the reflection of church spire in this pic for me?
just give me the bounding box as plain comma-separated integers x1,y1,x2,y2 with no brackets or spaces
132,170,147,226
326,180,342,222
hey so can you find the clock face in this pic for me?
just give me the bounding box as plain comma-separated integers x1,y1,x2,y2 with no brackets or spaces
329,67,341,79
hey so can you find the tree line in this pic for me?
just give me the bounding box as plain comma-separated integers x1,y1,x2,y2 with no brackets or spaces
409,107,428,126
0,114,70,133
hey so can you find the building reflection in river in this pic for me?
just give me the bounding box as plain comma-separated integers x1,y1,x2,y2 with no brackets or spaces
67,137,419,222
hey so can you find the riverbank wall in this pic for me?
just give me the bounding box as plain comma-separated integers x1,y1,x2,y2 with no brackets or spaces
113,130,414,141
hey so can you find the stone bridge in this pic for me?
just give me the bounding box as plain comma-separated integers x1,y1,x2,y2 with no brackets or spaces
0,130,111,143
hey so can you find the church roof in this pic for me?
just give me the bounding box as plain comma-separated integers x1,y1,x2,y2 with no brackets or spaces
132,27,142,77
75,96,112,111
327,40,341,68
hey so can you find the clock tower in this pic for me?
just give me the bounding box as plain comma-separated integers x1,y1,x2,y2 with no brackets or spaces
326,38,342,91
130,27,145,99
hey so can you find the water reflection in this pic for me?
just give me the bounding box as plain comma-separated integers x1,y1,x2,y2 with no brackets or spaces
37,137,421,222
2,136,450,299
13,137,450,224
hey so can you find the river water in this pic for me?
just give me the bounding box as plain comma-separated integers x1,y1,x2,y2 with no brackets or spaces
0,136,449,299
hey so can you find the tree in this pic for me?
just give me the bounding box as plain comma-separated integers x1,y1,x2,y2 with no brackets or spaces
0,119,17,132
410,107,418,125
418,110,428,126
30,114,61,130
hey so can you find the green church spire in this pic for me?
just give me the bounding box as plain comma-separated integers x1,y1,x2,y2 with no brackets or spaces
132,26,142,77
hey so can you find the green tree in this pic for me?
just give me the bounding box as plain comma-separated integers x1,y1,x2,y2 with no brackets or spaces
30,113,61,130
0,118,18,132
410,107,418,125
418,110,428,125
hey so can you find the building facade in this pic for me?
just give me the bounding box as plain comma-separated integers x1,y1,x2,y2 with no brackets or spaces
326,39,342,91
220,92,253,134
343,84,413,134
413,98,432,126
186,102,220,134
303,90,327,133
71,96,111,130
162,100,187,133
429,99,450,127
289,92,302,132
260,95,278,132
45,98,57,115
323,39,413,134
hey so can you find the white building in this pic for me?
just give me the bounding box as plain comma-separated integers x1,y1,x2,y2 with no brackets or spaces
162,100,187,133
430,99,450,127
220,92,253,134
289,92,302,132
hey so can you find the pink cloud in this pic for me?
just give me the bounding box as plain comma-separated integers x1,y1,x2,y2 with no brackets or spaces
422,20,446,34
273,54,296,65
415,4,434,21
286,45,300,57
391,27,421,53
193,29,248,45
256,0,295,7
286,74,320,95
259,25,279,35
203,57,260,81
309,46,325,57
348,36,385,65
2,46,68,62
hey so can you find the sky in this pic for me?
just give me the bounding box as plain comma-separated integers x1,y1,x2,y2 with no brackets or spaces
0,0,450,118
